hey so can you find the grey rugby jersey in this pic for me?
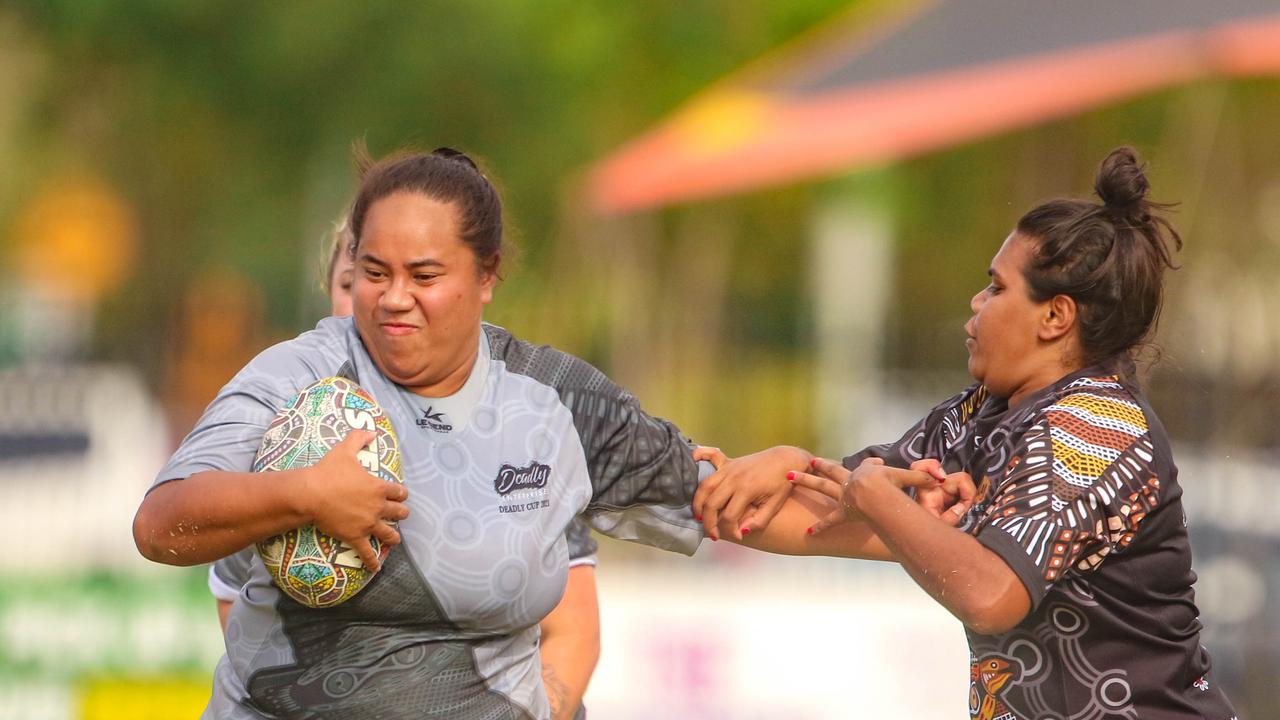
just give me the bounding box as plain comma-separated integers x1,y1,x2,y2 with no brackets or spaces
153,317,707,719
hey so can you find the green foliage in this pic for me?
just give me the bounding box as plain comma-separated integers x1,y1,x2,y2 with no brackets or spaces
4,0,850,372
11,1,1280,454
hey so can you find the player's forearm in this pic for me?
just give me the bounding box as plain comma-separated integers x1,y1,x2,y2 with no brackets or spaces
853,477,1029,633
133,469,313,566
735,488,893,561
539,568,600,720
540,646,594,720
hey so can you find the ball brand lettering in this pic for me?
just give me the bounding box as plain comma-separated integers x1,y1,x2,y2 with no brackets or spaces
256,376,402,608
344,407,376,431
355,446,379,474
343,407,380,473
494,462,551,496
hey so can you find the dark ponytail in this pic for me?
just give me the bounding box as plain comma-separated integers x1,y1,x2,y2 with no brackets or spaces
1016,147,1182,368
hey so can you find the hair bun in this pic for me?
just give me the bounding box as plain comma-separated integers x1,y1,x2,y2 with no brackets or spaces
431,147,480,172
1094,146,1150,216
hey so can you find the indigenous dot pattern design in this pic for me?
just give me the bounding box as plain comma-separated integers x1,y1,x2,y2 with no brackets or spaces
253,376,402,608
983,377,1154,588
844,368,1236,720
968,590,1143,720
966,377,1157,719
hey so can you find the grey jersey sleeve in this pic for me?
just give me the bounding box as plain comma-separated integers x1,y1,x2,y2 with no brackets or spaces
151,323,349,489
564,518,598,566
208,546,256,602
486,325,706,555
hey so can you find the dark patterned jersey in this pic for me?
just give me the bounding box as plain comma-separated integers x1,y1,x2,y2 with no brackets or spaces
152,318,705,719
845,367,1236,720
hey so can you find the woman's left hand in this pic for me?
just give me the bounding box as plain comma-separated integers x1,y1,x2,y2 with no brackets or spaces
789,457,955,534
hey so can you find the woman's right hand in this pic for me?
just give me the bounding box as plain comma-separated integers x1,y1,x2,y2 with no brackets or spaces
302,430,411,571
691,445,812,541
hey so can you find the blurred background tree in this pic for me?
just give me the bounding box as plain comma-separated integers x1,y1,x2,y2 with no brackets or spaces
0,0,850,450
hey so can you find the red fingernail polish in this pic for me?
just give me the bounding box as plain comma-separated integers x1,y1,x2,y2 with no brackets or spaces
806,527,814,535
695,514,703,521
810,458,818,468
740,528,750,536
786,471,796,480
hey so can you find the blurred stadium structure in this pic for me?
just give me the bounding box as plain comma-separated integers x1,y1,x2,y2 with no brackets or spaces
0,366,219,719
590,0,1280,211
2,1,1280,717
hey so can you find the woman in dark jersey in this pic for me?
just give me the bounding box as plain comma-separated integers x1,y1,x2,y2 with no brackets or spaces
696,148,1236,719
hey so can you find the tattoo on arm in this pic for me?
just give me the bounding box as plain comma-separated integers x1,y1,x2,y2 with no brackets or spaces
542,662,570,720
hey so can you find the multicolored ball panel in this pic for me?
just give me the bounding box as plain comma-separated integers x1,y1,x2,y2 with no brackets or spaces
253,376,402,608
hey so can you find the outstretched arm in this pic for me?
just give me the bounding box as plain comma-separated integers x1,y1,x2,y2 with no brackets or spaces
692,445,811,541
697,449,975,562
732,484,893,560
691,446,888,559
795,458,1030,634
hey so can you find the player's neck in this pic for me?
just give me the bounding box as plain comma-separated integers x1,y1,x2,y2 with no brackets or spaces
406,327,482,398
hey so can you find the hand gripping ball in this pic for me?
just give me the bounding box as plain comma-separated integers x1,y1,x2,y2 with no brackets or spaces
253,376,402,608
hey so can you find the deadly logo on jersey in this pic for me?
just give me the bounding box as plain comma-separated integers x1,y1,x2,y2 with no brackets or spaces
494,461,551,495
495,461,552,515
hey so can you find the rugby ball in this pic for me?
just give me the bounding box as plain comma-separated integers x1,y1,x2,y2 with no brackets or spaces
252,376,402,608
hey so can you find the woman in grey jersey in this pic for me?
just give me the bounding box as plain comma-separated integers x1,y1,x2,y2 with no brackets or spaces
694,148,1236,720
205,218,605,719
133,146,908,719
